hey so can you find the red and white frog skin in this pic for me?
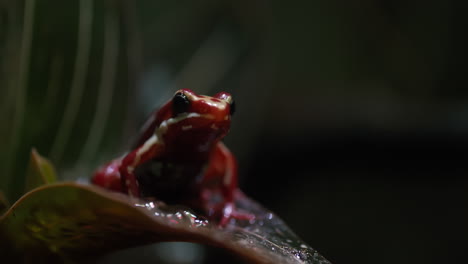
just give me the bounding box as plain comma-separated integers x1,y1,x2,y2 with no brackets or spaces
92,89,252,226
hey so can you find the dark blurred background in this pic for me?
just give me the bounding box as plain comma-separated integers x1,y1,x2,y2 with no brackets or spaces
1,0,467,263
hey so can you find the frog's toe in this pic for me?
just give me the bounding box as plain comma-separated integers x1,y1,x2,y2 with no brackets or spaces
219,203,255,227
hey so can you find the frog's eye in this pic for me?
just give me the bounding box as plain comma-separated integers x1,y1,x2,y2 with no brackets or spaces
173,92,190,115
229,100,236,116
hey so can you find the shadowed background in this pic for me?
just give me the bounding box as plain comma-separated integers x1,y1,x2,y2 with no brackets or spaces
1,0,467,263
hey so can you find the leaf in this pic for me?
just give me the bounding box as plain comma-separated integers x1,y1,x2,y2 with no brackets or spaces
0,183,331,263
24,149,57,192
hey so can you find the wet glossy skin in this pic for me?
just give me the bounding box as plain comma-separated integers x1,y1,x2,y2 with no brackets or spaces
92,89,250,226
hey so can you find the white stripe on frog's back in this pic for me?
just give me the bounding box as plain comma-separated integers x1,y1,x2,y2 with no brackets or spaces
186,93,230,111
128,113,210,172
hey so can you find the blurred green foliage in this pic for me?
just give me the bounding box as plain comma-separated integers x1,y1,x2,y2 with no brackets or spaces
1,0,131,201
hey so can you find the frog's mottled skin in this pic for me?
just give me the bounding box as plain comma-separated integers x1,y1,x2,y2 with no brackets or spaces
92,89,250,226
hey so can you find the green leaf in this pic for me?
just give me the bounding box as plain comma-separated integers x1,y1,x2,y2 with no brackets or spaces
0,183,330,263
24,149,57,192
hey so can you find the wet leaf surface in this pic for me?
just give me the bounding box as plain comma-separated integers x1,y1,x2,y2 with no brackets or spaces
0,183,330,263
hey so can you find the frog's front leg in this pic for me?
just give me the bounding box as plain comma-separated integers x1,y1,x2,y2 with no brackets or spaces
119,134,164,197
206,143,255,226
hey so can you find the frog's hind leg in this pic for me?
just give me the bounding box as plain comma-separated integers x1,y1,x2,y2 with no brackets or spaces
92,158,123,192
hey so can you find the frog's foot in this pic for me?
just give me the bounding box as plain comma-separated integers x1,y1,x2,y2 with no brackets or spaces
219,202,256,227
199,189,255,226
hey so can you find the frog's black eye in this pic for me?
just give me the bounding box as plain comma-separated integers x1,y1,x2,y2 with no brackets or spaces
172,92,190,115
229,100,236,116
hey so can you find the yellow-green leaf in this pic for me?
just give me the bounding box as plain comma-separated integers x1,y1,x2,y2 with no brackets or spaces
0,183,330,263
24,149,57,192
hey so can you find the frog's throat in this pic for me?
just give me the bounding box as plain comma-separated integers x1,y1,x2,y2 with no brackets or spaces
156,112,215,137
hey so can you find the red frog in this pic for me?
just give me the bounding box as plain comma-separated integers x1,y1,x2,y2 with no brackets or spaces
92,89,251,226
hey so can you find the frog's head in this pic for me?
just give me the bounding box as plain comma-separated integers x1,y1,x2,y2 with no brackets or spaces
156,89,235,154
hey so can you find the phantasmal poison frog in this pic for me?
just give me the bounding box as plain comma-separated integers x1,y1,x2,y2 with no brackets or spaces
92,89,252,226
